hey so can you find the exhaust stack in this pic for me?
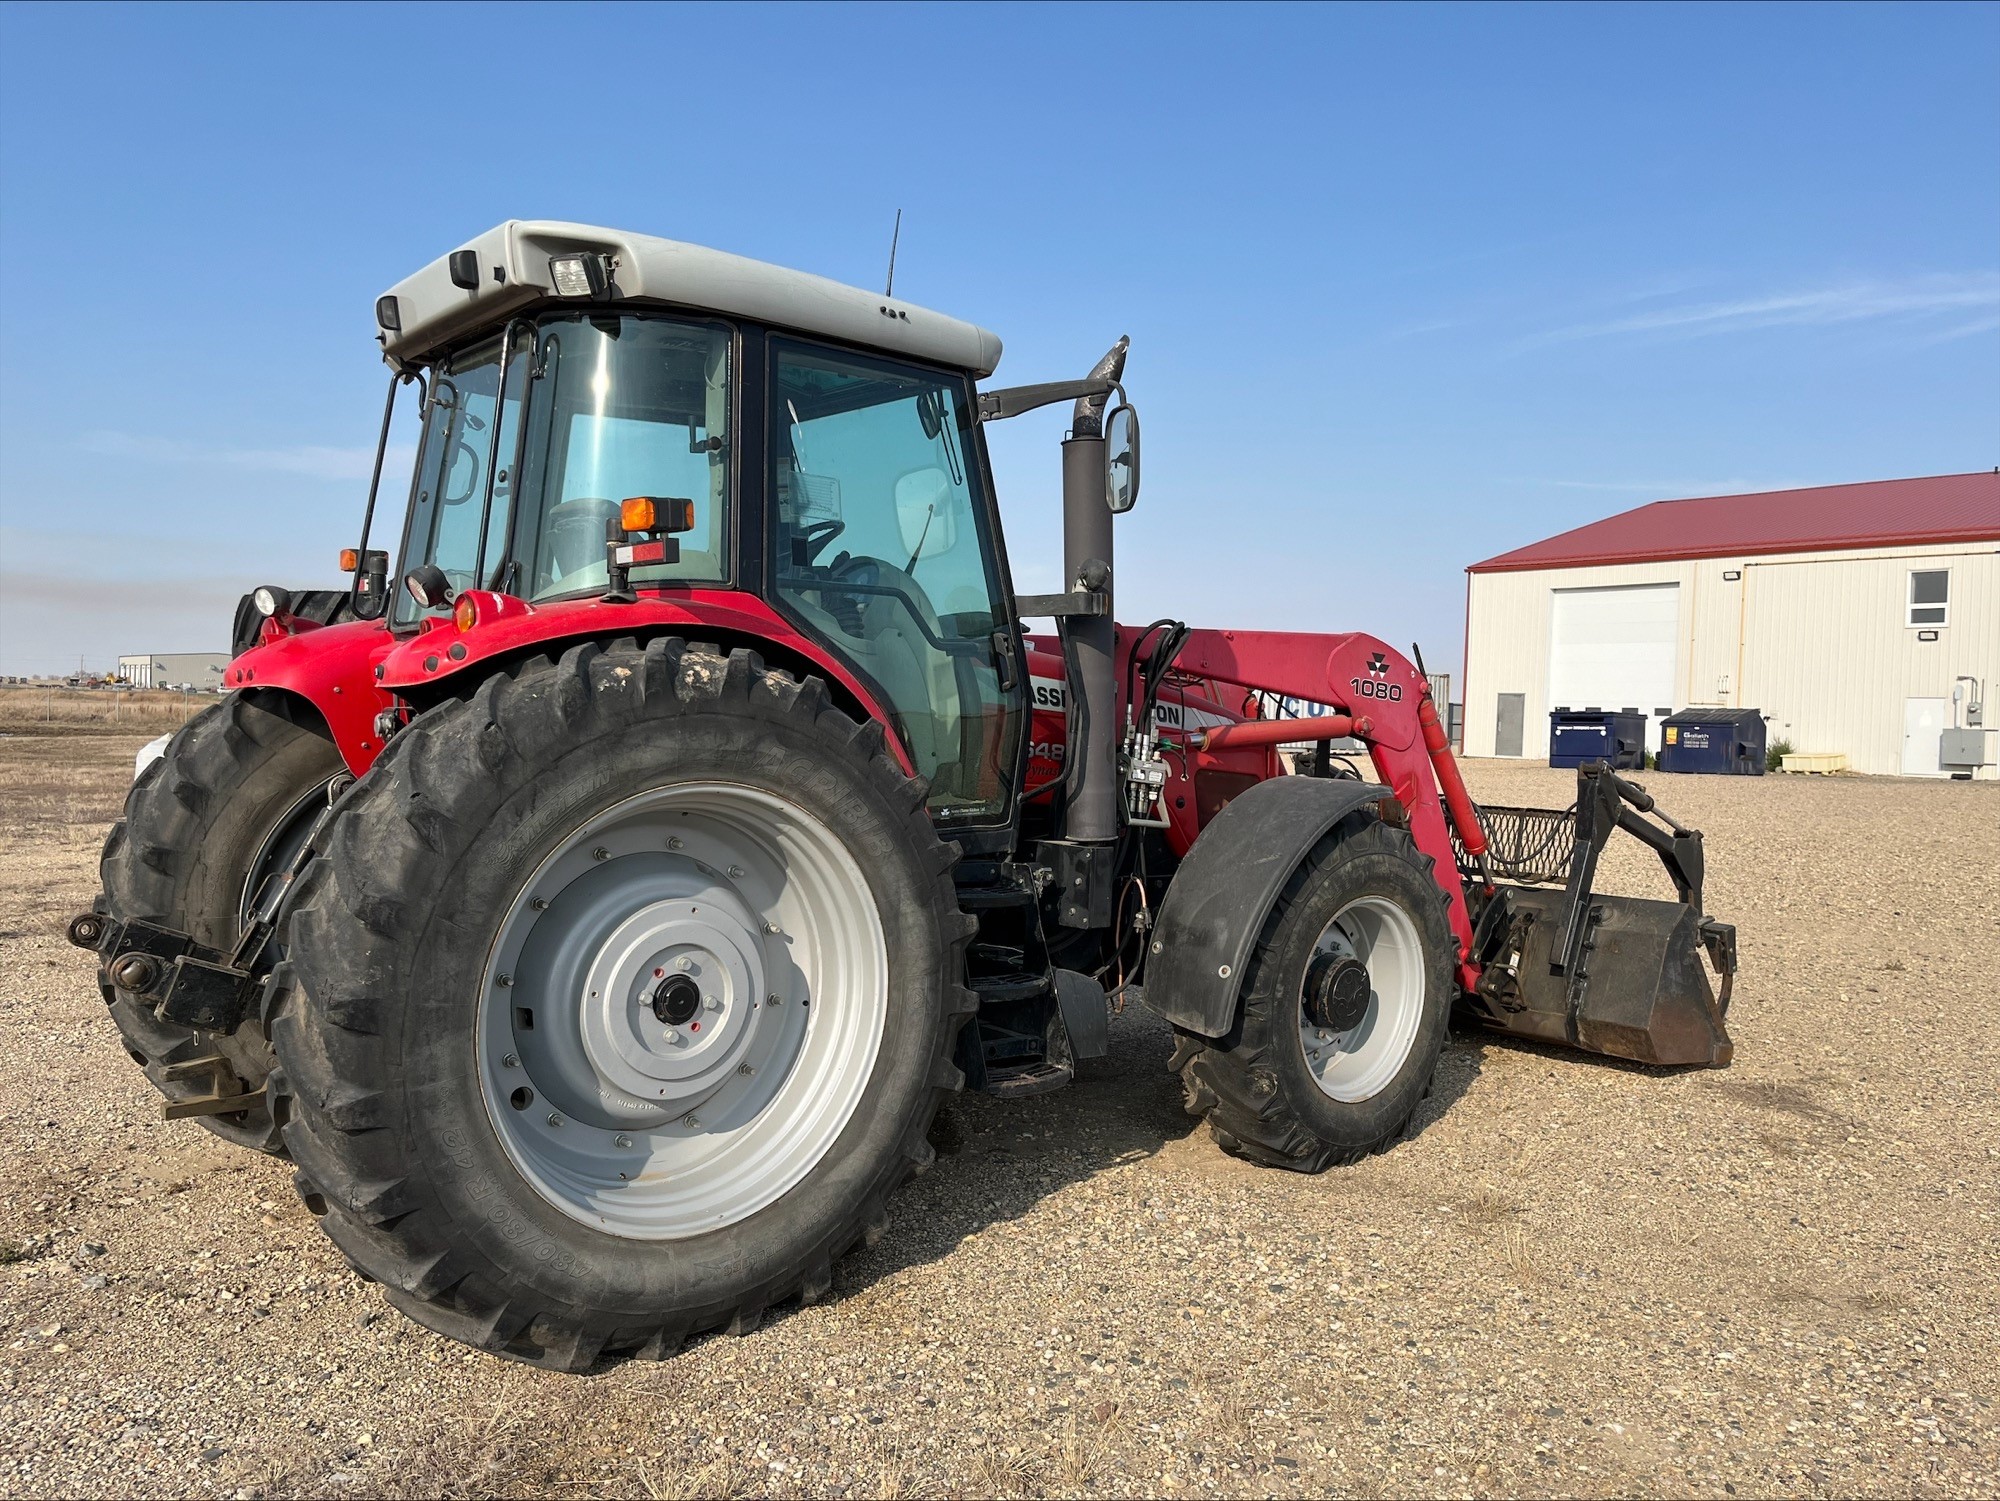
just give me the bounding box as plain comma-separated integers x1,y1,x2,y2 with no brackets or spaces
1059,336,1128,846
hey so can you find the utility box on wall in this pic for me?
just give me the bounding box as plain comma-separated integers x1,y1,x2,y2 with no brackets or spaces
1941,727,1995,778
1658,709,1768,776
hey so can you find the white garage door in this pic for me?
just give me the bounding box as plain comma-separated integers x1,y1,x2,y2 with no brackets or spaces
1549,584,1679,749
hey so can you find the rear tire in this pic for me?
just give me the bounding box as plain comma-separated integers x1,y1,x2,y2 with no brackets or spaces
1175,817,1454,1172
97,694,344,1154
270,639,974,1371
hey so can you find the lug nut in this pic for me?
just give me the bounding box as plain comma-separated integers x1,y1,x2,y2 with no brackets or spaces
614,1135,632,1148
501,1054,518,1069
546,1112,562,1127
531,897,548,912
763,920,781,935
497,974,514,988
737,1063,754,1077
592,846,610,862
727,865,745,879
668,836,684,850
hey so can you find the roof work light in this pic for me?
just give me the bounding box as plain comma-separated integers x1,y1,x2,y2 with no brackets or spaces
548,252,611,299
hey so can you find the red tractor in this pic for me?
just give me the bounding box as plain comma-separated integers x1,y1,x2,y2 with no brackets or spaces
70,222,1735,1371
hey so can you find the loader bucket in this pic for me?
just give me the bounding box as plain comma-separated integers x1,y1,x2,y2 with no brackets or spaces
1458,765,1737,1068
1477,885,1734,1067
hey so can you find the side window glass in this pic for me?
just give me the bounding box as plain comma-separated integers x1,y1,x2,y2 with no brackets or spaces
770,343,1019,822
397,341,518,622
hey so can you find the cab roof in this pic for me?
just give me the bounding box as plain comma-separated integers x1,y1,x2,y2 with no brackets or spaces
374,220,1004,378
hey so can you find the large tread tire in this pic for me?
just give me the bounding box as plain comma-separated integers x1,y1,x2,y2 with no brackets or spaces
97,693,344,1154
270,639,974,1372
1174,817,1455,1172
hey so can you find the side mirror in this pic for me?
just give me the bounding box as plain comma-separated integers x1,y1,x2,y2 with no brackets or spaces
1105,403,1141,513
894,467,959,562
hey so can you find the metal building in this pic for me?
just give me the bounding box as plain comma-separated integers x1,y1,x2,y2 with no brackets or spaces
117,652,230,691
1461,472,2000,778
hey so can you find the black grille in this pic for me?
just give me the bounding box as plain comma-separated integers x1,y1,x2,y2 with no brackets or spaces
1454,804,1576,885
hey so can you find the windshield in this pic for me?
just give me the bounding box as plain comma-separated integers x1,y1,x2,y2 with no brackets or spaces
396,313,730,622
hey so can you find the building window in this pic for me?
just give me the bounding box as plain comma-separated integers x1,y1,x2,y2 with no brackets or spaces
1908,569,1949,628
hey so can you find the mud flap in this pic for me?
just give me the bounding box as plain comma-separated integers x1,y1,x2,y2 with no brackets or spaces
1472,885,1733,1067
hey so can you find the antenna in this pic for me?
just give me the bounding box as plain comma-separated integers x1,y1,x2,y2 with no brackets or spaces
884,208,902,297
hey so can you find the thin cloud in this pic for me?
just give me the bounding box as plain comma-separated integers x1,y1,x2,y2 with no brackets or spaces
79,431,415,483
1524,273,2000,348
1540,477,1793,498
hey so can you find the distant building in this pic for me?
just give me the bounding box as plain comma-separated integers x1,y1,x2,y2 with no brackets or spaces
118,652,230,691
1463,472,1999,778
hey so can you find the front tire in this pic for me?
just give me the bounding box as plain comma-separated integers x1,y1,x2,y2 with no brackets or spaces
1175,817,1455,1172
271,640,974,1370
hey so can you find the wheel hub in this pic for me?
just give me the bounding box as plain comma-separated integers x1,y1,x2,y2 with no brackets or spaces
650,974,701,1026
476,781,888,1241
1303,951,1372,1033
1297,895,1426,1104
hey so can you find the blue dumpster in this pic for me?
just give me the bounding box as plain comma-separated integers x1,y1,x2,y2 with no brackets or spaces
1548,709,1647,769
1657,709,1767,775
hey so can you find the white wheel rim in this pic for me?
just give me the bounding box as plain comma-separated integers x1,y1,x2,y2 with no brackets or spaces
477,782,887,1240
1297,895,1425,1103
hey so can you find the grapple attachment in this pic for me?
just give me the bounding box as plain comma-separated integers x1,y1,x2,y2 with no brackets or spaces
1460,764,1736,1068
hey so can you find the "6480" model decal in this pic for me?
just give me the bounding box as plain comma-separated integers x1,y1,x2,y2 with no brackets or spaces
1350,676,1403,701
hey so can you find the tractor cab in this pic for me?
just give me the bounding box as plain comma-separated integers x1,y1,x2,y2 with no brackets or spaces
370,221,1024,826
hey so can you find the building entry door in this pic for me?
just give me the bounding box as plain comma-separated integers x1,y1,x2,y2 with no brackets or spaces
1495,693,1526,758
1901,697,1947,776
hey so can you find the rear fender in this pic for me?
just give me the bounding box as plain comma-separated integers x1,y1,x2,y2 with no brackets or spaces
221,617,398,776
375,592,915,775
1146,776,1393,1038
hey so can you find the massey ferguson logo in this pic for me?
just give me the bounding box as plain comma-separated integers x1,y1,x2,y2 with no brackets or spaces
1350,653,1403,703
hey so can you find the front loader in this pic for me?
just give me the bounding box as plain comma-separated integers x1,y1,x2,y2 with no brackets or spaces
71,221,1734,1370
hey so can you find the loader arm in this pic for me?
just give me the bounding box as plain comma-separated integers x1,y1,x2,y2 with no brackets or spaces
1139,627,1488,990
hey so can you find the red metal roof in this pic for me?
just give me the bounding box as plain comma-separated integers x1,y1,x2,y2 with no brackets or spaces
1468,471,2000,573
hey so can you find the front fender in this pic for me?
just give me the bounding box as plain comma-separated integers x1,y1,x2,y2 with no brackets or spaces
221,617,398,775
376,591,917,775
1146,776,1392,1038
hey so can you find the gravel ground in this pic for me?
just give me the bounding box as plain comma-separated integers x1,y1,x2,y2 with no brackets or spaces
2,733,1995,1499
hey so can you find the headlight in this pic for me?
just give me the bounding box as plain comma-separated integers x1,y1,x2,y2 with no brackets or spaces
404,564,452,610
252,585,291,618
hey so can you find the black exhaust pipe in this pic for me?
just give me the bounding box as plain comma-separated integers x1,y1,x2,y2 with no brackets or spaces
1060,336,1127,846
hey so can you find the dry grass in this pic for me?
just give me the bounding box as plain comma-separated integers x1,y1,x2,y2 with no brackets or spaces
633,1453,762,1500
1500,1223,1541,1282
1049,1406,1119,1491
967,1443,1038,1498
0,734,143,846
1461,1184,1519,1224
0,683,212,737
368,1399,530,1500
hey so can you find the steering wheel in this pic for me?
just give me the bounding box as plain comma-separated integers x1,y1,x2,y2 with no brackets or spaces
542,496,622,586
799,518,845,565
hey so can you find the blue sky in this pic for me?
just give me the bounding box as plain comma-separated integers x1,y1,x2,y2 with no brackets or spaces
1,2,1995,679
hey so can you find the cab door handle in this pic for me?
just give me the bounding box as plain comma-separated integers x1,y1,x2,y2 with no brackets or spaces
989,630,1019,692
